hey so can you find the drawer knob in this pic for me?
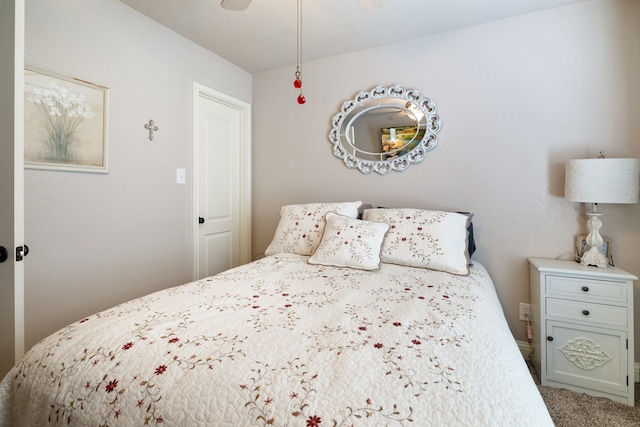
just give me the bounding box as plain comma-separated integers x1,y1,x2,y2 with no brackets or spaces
582,310,590,316
547,336,554,342
582,286,589,292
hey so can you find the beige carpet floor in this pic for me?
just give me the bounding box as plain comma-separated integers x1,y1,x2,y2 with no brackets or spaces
528,363,640,426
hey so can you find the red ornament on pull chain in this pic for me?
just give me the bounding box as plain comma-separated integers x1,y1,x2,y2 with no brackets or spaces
294,69,302,89
294,0,306,104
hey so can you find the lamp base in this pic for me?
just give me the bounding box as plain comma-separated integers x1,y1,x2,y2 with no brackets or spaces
580,246,608,268
580,211,609,268
580,211,608,268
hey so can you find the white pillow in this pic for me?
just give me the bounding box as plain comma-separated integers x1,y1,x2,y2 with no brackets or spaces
265,201,362,256
362,208,470,275
308,212,389,271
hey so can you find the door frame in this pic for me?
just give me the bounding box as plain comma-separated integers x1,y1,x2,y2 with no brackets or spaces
0,0,25,377
192,83,251,279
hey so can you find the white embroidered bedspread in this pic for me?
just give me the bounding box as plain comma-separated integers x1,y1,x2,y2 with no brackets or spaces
0,254,553,426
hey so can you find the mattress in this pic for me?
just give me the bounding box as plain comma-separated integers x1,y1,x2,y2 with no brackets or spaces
0,253,553,426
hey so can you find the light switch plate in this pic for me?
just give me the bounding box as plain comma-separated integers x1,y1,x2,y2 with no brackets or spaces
176,168,186,184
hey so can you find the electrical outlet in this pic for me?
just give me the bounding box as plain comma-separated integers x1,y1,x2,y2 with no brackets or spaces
519,303,530,321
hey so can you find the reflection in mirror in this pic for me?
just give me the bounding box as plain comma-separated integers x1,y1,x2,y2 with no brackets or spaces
329,85,442,175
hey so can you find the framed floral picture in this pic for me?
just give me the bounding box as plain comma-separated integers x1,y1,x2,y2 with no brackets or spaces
24,66,109,173
380,125,425,158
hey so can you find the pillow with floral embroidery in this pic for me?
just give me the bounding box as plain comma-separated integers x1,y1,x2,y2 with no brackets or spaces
362,208,470,275
265,201,362,256
308,212,390,271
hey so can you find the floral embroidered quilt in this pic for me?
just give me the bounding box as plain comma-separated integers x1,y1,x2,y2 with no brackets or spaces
0,254,552,426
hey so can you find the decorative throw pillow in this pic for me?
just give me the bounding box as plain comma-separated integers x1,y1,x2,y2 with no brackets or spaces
362,208,470,275
307,212,389,271
265,201,362,256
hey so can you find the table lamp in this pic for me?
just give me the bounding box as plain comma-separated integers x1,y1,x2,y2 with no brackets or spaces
564,154,640,268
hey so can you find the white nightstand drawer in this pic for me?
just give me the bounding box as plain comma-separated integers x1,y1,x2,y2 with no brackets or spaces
546,275,627,302
546,298,627,327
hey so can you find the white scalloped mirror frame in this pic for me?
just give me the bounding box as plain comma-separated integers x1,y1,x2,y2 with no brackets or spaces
328,84,442,175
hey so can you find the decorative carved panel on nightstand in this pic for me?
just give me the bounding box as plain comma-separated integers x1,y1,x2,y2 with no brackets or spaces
559,337,611,370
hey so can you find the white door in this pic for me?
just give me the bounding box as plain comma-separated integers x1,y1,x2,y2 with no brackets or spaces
0,0,25,378
193,84,251,279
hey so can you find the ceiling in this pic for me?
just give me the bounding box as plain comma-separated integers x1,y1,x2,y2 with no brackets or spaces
119,0,586,74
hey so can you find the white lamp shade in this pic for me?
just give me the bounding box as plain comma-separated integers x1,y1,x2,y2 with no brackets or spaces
565,158,640,204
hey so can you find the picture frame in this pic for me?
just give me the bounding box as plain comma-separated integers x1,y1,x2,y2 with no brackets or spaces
575,235,613,266
24,66,109,173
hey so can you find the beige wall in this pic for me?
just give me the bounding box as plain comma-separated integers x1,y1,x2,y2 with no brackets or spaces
252,0,640,357
23,0,251,349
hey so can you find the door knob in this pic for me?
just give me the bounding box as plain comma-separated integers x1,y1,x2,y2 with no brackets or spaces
16,245,29,261
198,217,205,224
0,246,7,263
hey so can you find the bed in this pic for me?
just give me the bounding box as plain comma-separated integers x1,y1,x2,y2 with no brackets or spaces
0,202,553,426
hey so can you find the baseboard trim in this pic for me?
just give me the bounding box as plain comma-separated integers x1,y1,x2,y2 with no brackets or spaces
516,340,640,383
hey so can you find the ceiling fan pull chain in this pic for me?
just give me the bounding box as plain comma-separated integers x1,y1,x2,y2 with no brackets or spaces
294,0,306,104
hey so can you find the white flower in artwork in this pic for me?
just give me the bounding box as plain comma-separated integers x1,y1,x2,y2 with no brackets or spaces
26,81,95,162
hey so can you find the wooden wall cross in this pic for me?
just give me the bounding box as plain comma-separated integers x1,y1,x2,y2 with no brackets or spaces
144,119,159,141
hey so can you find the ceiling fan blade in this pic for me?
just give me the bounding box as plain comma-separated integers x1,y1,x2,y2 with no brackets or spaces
387,110,404,120
220,0,252,11
354,0,384,13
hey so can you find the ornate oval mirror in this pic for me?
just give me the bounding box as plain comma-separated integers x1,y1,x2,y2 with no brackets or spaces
329,85,442,175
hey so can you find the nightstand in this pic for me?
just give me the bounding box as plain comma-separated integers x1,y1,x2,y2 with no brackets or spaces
529,258,636,406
